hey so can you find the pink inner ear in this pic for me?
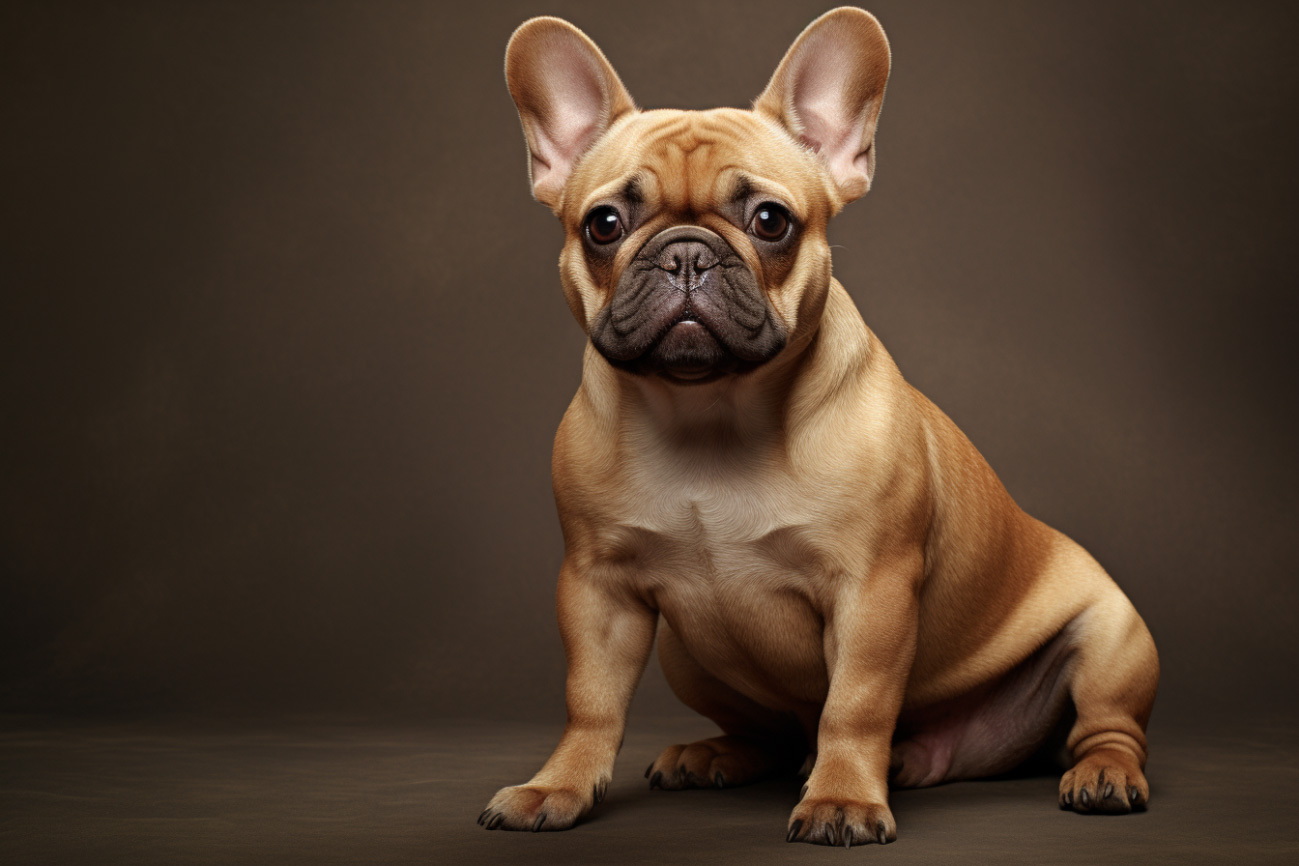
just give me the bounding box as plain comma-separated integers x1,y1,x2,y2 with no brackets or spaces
790,47,873,190
527,38,608,195
531,113,597,193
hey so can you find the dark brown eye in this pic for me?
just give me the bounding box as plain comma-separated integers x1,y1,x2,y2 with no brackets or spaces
750,203,790,241
586,206,623,244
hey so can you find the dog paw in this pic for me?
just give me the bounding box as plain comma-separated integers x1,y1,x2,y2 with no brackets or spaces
786,796,896,847
1059,749,1148,814
479,780,602,831
646,735,780,790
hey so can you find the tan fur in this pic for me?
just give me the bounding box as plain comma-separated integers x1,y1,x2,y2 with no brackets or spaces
482,8,1159,845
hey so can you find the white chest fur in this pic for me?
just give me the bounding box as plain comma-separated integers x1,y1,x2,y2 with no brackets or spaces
596,441,835,709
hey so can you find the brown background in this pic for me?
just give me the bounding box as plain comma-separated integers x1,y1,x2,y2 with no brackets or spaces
2,0,1297,729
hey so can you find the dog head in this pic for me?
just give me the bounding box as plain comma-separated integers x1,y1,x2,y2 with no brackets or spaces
504,8,890,384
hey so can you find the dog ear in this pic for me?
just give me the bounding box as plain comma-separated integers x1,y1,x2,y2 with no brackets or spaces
754,7,891,204
504,18,637,211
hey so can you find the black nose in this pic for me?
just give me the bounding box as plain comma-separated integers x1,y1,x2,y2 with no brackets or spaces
656,241,720,289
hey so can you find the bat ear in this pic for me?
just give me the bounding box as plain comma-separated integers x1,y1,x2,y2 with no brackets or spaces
754,7,891,204
504,17,637,211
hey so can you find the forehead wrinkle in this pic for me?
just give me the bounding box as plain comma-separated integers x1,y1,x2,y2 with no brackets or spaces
620,112,814,218
662,143,743,213
644,137,694,211
641,117,730,161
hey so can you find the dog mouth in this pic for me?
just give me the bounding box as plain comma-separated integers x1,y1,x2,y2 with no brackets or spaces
618,302,738,383
589,226,787,383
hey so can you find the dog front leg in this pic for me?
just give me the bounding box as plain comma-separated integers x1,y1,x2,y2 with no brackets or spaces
787,557,921,847
479,559,657,832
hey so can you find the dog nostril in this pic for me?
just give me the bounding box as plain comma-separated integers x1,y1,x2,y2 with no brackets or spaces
657,242,717,273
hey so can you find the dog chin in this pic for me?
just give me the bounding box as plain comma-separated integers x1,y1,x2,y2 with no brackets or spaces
652,322,734,383
606,320,749,384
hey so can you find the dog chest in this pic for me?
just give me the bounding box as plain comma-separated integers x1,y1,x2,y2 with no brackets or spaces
598,474,835,707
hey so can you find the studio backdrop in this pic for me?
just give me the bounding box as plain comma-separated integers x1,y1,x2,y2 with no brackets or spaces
1,0,1295,723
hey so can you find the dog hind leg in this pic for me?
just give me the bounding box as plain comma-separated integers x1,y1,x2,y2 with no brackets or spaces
1058,588,1159,814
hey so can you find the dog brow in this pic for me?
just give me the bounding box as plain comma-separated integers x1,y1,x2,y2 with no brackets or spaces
623,176,643,205
730,176,752,203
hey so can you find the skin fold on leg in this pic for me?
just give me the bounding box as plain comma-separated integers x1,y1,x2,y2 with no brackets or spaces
1057,592,1159,814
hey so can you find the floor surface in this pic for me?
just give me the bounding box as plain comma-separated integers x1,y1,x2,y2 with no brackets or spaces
1,712,1295,865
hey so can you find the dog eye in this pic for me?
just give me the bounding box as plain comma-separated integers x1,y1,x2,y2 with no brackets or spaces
750,204,790,241
586,206,624,244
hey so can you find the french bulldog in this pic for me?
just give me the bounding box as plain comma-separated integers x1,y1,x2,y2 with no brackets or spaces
480,7,1158,846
